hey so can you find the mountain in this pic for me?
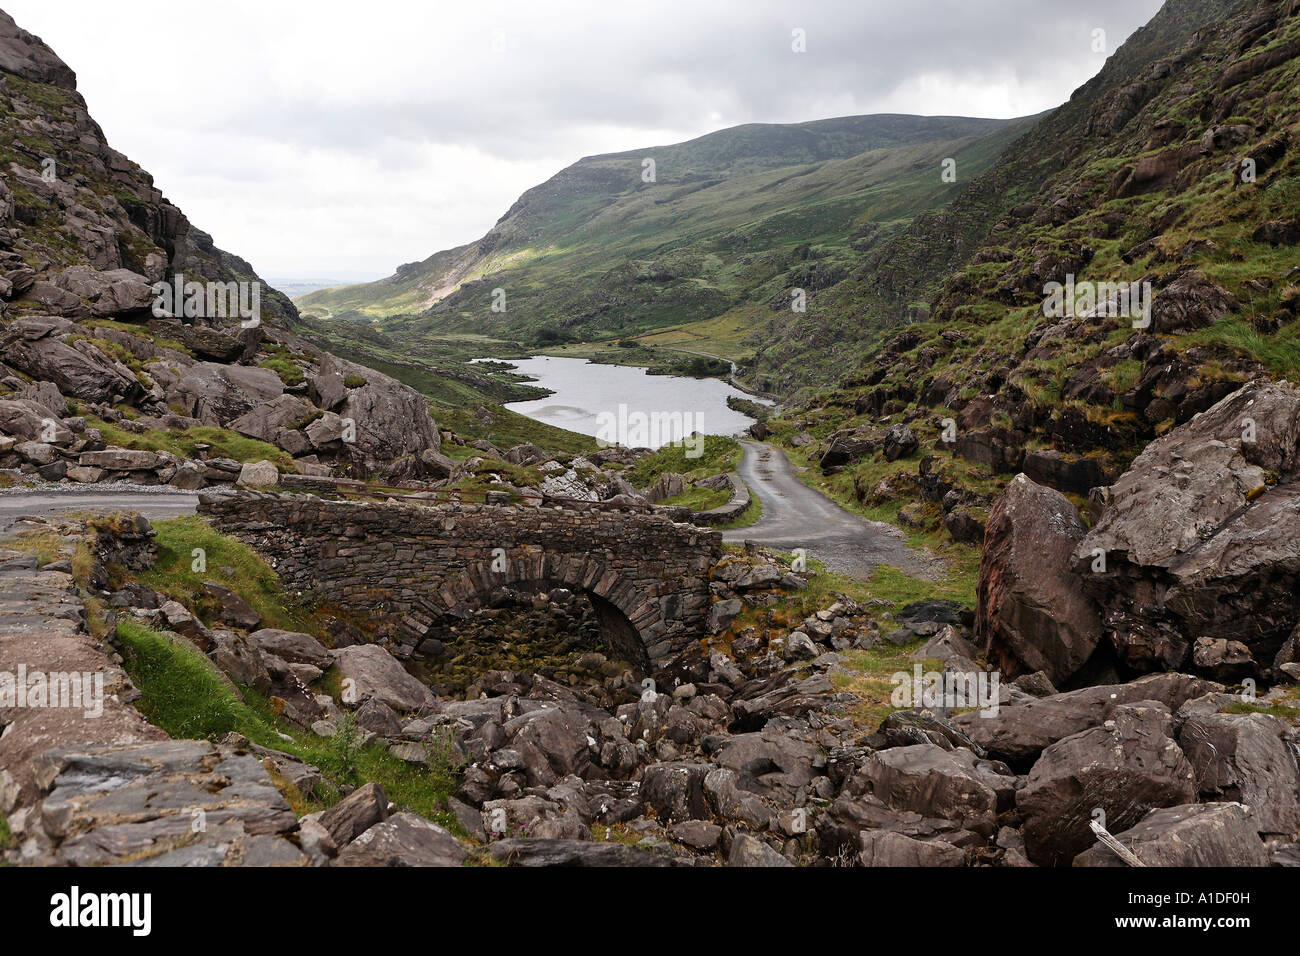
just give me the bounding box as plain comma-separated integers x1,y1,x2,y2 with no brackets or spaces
762,0,1297,550
747,0,1250,395
0,9,448,484
296,113,1029,344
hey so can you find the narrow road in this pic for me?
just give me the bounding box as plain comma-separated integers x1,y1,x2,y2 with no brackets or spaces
0,490,199,534
723,440,941,581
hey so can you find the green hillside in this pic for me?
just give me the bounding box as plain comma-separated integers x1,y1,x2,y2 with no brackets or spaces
296,113,1025,348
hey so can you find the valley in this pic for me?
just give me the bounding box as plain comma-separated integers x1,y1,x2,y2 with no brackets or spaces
1,0,1299,885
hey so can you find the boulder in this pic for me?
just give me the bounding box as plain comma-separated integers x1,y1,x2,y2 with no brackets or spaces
228,395,312,444
332,813,466,867
308,370,347,411
1177,712,1300,837
203,581,260,630
858,829,965,867
727,834,792,867
641,762,711,822
0,398,67,441
486,839,681,867
5,336,141,404
317,781,389,846
1017,703,1197,866
156,362,284,426
247,628,331,669
1150,270,1239,333
955,672,1220,766
79,448,162,471
236,460,279,489
326,354,440,463
860,744,1007,835
331,644,436,712
977,474,1101,685
498,706,593,787
1073,803,1269,867
1073,381,1300,673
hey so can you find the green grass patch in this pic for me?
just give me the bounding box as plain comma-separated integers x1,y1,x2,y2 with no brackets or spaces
626,435,742,486
115,618,463,828
84,417,292,469
137,516,315,632
660,485,730,511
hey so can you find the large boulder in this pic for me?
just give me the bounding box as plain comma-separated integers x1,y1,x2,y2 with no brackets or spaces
1017,702,1197,866
247,628,332,669
331,644,436,713
1073,803,1269,867
1073,381,1300,674
859,744,1009,836
52,265,154,316
153,361,285,426
236,460,279,489
4,335,142,404
976,473,1101,685
228,394,313,444
332,813,466,867
498,706,594,788
317,781,389,846
0,398,68,441
641,762,712,823
858,829,965,867
1177,711,1300,838
954,672,1220,767
322,354,440,464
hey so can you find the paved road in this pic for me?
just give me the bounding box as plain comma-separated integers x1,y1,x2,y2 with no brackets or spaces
723,441,941,581
0,490,199,534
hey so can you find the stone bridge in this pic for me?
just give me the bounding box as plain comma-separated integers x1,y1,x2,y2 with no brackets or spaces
198,491,723,673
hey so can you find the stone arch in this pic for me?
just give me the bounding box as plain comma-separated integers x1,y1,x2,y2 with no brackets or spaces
416,552,667,672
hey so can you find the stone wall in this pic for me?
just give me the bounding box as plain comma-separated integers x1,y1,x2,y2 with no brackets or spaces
198,491,723,672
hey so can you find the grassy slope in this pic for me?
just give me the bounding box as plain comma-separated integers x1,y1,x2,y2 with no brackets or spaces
764,0,1298,544
746,0,1245,397
296,114,1024,352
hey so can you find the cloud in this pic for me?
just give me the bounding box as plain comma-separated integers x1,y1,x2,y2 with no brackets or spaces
4,0,1162,275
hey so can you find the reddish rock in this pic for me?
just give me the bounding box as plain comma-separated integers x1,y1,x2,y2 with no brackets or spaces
976,474,1101,685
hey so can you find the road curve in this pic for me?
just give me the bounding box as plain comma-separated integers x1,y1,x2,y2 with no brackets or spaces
0,490,199,534
723,441,941,581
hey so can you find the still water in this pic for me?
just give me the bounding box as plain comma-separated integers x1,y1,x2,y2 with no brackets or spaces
492,356,767,449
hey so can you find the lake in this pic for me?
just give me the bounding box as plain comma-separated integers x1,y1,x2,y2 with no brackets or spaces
490,355,768,449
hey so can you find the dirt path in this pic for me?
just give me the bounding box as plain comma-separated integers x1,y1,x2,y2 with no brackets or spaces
723,440,941,581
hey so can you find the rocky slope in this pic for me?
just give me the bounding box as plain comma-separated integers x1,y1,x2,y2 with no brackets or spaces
748,0,1246,395
767,0,1299,550
0,9,444,488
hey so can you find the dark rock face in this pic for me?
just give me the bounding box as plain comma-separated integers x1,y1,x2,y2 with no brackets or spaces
1074,381,1300,675
976,474,1101,686
1017,703,1197,866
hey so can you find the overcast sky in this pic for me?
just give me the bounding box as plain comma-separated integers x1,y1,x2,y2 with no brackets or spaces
8,0,1163,279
